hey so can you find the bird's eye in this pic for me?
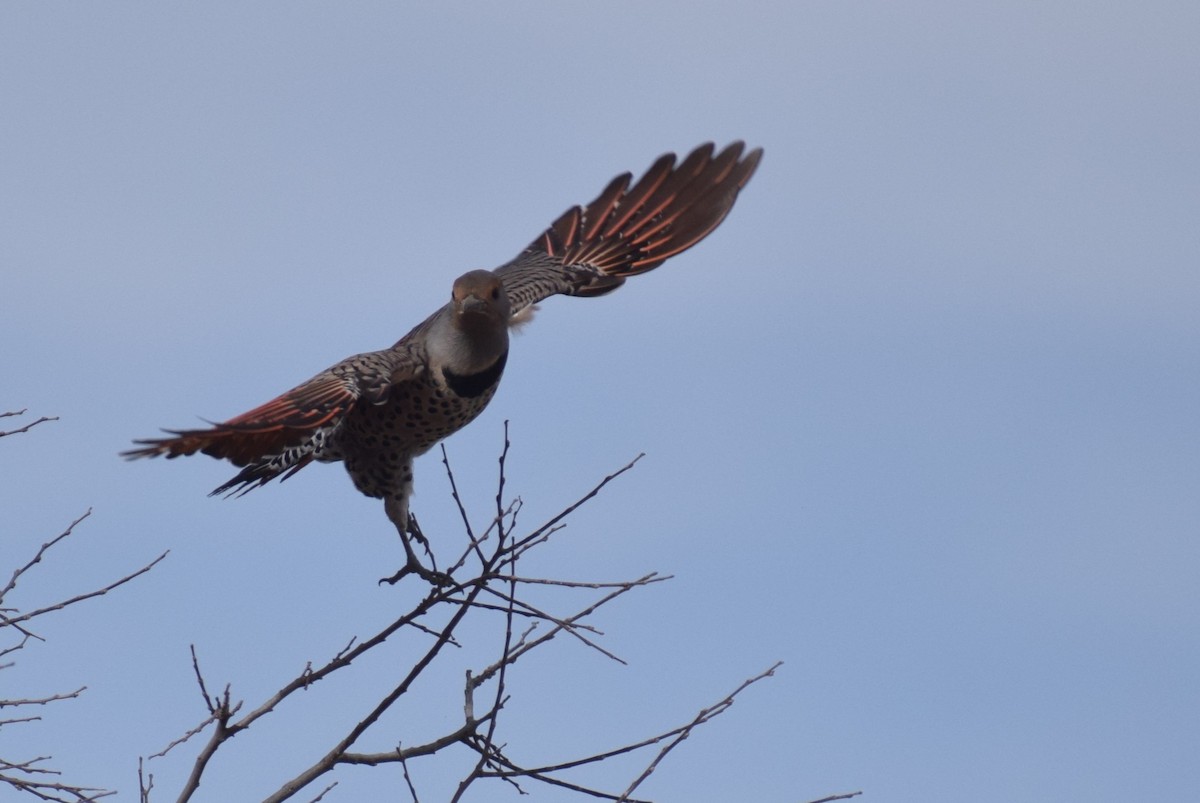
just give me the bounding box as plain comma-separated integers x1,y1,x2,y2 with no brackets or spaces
491,287,501,300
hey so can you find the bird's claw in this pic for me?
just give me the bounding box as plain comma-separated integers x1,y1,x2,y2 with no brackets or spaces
406,513,435,558
379,515,451,586
379,556,453,587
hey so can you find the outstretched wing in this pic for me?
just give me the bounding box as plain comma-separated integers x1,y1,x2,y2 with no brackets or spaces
122,347,420,495
494,141,762,316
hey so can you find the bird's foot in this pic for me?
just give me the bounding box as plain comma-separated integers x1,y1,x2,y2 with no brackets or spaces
379,553,453,587
379,516,451,587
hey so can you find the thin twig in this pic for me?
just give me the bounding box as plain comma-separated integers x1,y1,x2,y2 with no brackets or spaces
260,574,491,802
138,756,154,803
452,478,521,802
0,410,58,438
2,551,168,628
616,662,783,801
147,439,784,802
506,454,643,556
1,511,93,603
396,744,421,803
304,781,338,802
0,687,85,708
440,444,483,563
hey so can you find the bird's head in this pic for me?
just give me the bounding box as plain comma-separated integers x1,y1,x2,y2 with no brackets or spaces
450,270,510,330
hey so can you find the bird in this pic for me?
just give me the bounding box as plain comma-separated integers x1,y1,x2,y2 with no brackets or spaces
124,141,762,582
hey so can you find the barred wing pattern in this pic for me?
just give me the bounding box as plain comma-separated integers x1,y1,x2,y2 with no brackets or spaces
123,347,418,495
495,141,762,316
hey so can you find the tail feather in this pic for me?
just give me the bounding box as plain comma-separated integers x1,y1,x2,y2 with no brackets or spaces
123,425,321,496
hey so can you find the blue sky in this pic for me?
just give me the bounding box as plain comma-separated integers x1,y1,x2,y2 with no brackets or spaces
3,2,1198,801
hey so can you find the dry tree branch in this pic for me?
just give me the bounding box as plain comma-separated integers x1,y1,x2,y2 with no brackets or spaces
0,409,59,438
1,510,93,603
332,569,664,772
174,681,241,800
473,584,629,664
469,748,650,803
502,453,645,563
1,508,168,633
805,793,863,803
304,781,337,802
0,632,34,664
0,688,86,709
337,716,497,768
2,550,168,630
616,662,784,801
147,648,237,761
2,412,162,802
450,502,522,802
472,573,669,676
260,577,492,803
149,429,788,801
458,662,785,802
440,442,483,556
0,770,115,803
396,749,420,803
138,757,153,803
155,573,473,768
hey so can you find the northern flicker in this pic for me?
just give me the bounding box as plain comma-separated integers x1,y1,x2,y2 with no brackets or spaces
125,141,762,581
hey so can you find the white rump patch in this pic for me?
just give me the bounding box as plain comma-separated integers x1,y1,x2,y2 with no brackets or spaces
508,305,539,332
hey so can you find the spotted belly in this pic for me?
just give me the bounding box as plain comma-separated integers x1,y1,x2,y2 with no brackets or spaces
331,365,502,500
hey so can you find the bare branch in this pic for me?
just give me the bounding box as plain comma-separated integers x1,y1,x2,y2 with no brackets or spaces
0,409,58,438
451,514,521,802
189,645,218,715
616,662,784,801
504,453,644,561
260,577,490,803
304,781,337,802
0,687,86,709
338,714,494,766
467,745,650,802
138,757,153,803
146,436,789,801
149,713,221,761
1,510,93,603
395,745,421,803
805,793,864,803
174,684,242,800
2,417,162,802
472,574,668,677
439,443,482,559
1,550,168,629
0,770,115,802
494,420,512,532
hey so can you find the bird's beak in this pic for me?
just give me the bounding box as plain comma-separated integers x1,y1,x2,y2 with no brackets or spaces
458,294,486,314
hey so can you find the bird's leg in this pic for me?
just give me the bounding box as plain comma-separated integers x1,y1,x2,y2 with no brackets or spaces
406,513,437,563
380,496,450,586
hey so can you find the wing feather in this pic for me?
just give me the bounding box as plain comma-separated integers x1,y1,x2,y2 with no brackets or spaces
494,141,762,316
123,347,421,492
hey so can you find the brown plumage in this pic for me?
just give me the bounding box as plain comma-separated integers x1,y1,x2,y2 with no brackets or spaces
124,142,762,581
